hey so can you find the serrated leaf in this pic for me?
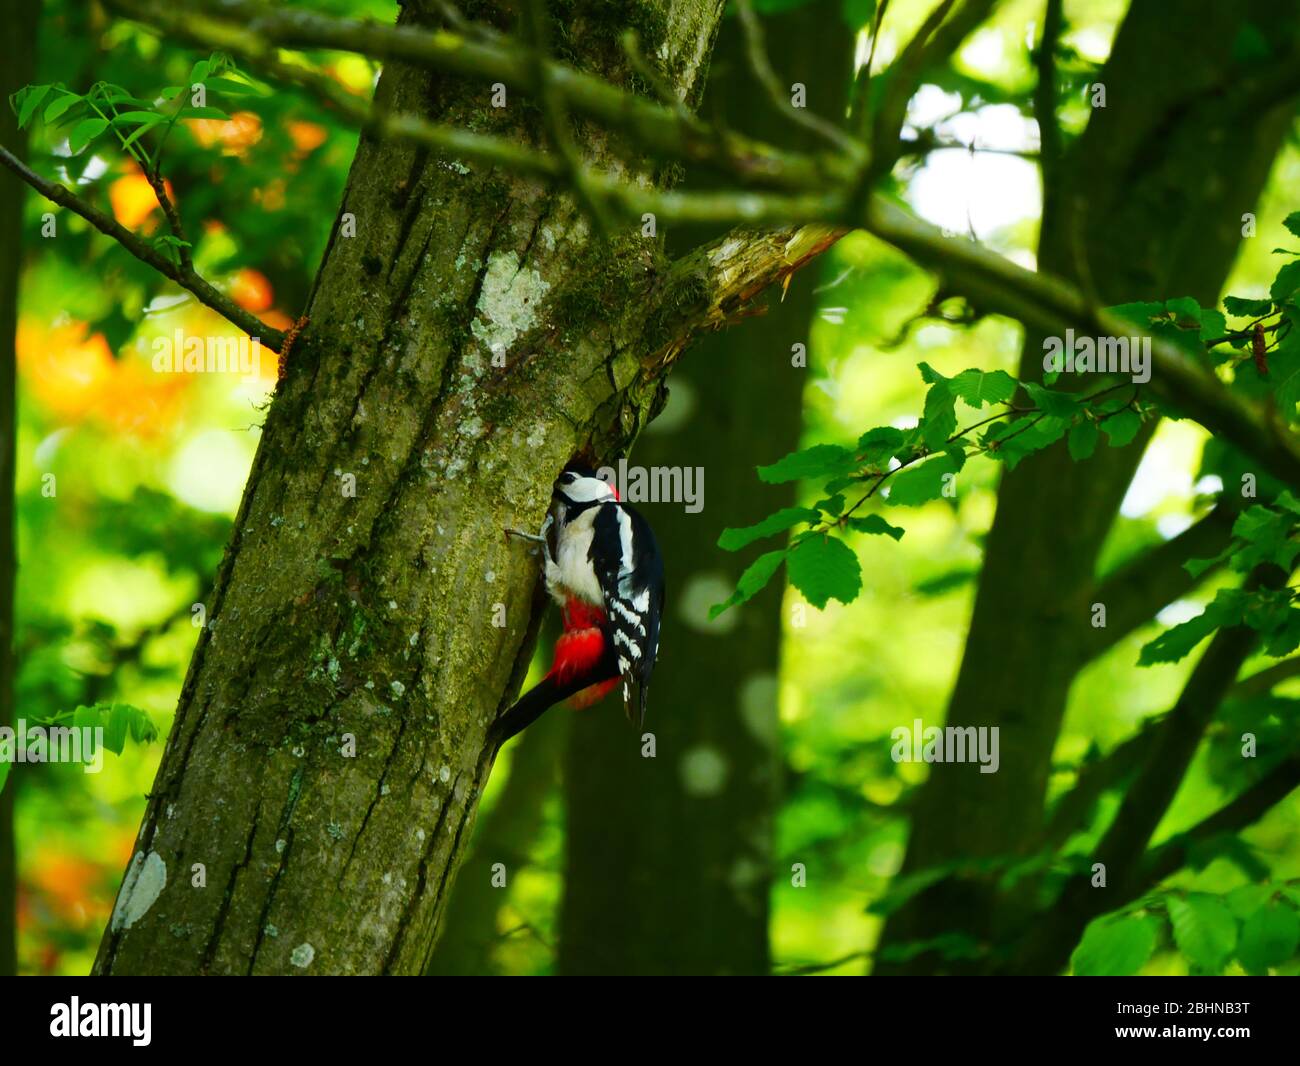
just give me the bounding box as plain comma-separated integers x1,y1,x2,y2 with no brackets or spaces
1226,884,1273,919
1183,544,1232,579
1238,902,1300,971
757,444,856,485
1168,894,1238,972
919,383,957,448
887,452,961,506
1067,419,1099,461
1101,409,1142,447
1138,588,1247,665
1223,295,1273,318
68,117,108,154
786,534,861,609
846,513,904,540
709,550,786,619
1023,381,1077,417
717,506,819,551
949,368,1017,409
856,426,906,465
1071,915,1160,976
1271,261,1300,306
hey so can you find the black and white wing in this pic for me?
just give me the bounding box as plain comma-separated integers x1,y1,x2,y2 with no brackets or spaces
589,501,664,728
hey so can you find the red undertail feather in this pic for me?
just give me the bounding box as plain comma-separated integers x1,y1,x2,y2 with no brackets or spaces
550,598,616,709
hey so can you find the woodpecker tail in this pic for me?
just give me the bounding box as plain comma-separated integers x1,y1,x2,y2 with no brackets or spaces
489,599,619,750
490,655,618,749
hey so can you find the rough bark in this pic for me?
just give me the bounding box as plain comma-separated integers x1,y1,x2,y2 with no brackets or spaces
424,706,567,974
93,0,740,976
874,0,1300,975
557,0,849,976
0,0,39,979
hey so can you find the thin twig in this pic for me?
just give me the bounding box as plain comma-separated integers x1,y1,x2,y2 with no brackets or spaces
0,143,285,349
734,0,863,156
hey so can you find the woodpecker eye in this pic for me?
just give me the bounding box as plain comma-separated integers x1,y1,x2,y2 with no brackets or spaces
559,472,577,484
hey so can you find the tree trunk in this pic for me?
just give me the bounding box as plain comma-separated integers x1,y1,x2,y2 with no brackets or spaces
874,0,1300,974
0,0,40,979
557,0,850,976
94,0,733,975
424,707,567,974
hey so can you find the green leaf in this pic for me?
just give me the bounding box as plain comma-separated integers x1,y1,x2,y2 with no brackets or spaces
1139,588,1247,665
1183,544,1232,579
1223,295,1273,318
918,383,957,448
206,76,264,97
1168,893,1238,972
1067,419,1099,461
189,59,212,84
44,92,80,123
1022,381,1077,417
1271,261,1300,306
0,758,9,795
102,704,131,755
1226,884,1273,919
787,535,862,609
1101,409,1142,447
984,414,1068,468
757,444,856,484
949,368,1017,409
121,115,165,151
68,116,108,154
846,513,904,540
815,493,845,516
887,451,962,506
717,506,820,551
1071,914,1160,976
16,84,52,129
1285,213,1300,241
856,426,906,466
709,550,786,619
1238,902,1300,971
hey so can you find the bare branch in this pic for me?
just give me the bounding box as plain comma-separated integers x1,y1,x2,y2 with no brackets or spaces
1032,0,1064,211
0,144,285,350
734,0,862,155
106,0,845,192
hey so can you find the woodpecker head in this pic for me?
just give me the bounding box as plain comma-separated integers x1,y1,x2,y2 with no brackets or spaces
553,466,618,510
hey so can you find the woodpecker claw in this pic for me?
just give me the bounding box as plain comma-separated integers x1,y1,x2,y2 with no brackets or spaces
504,527,546,544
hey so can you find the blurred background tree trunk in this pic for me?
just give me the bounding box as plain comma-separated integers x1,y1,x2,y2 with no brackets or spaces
874,0,1300,975
558,0,851,975
0,0,40,979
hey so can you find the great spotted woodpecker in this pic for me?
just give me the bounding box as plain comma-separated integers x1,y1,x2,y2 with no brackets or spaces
494,466,664,746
